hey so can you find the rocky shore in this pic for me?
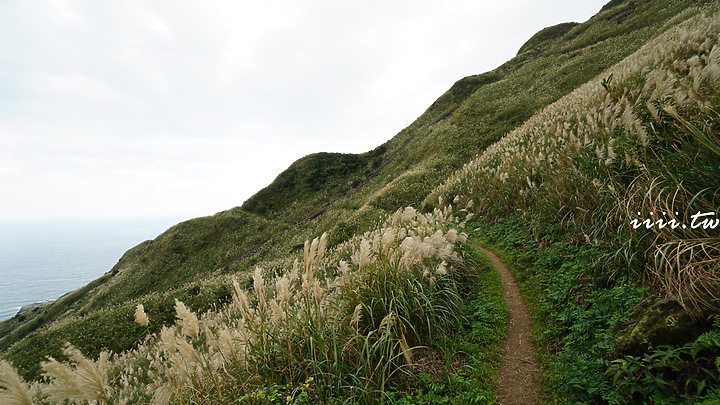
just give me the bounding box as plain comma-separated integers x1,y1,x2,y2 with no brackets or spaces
17,300,52,314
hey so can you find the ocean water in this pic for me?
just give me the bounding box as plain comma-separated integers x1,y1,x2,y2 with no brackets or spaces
0,217,183,321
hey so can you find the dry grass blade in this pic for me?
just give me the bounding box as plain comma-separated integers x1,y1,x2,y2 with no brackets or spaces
42,345,112,404
653,239,720,311
0,360,34,405
675,114,720,156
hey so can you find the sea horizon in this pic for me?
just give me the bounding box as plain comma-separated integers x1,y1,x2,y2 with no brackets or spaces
0,216,185,321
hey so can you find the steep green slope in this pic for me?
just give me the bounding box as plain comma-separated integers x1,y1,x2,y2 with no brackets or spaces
242,147,388,222
0,0,715,392
425,2,720,401
516,22,579,56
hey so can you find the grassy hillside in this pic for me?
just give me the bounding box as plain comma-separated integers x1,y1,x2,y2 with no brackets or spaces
1,0,719,403
242,147,388,222
425,3,720,401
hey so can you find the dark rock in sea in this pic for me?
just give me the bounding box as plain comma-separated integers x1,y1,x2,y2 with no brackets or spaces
17,301,52,315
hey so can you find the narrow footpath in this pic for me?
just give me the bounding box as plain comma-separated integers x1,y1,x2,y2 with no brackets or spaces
479,247,540,405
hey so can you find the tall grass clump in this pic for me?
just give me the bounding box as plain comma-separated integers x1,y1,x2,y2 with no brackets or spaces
423,7,720,403
428,10,720,313
0,204,471,403
0,360,35,405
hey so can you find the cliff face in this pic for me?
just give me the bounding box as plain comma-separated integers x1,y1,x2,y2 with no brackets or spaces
0,0,716,394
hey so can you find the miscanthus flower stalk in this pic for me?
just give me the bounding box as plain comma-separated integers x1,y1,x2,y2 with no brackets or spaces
6,204,468,403
0,360,34,405
42,345,113,404
134,304,149,327
427,10,720,310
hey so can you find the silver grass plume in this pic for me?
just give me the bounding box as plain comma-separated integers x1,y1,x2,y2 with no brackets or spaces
42,345,112,404
151,384,175,405
270,299,286,325
276,276,291,306
174,300,200,340
401,206,416,222
350,304,363,329
436,261,448,276
317,232,328,264
290,258,300,286
134,303,149,327
159,326,178,354
304,238,318,276
381,227,397,253
0,360,34,405
231,276,251,318
253,267,267,316
354,238,373,270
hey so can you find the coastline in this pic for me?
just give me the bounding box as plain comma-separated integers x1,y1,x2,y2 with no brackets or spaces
16,300,54,315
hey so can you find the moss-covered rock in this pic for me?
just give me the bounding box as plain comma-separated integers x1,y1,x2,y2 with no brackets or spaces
615,299,711,355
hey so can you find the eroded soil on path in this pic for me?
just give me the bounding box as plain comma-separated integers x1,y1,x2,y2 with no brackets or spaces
479,247,540,405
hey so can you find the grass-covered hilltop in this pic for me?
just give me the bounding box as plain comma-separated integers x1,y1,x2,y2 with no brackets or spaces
2,0,720,403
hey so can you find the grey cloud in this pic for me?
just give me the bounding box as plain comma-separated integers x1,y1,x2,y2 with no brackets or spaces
0,0,608,220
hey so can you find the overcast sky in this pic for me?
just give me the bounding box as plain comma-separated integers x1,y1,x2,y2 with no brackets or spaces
0,0,609,221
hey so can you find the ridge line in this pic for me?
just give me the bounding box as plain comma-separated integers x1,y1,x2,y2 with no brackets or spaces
215,105,460,272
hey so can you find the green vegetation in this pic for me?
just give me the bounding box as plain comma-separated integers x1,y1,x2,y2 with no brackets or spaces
2,0,720,403
425,2,720,401
0,208,498,404
242,147,388,222
383,239,507,404
475,220,720,403
0,208,285,376
516,22,579,56
476,220,650,402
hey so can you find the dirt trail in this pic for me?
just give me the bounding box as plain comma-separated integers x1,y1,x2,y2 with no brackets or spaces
479,247,540,405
